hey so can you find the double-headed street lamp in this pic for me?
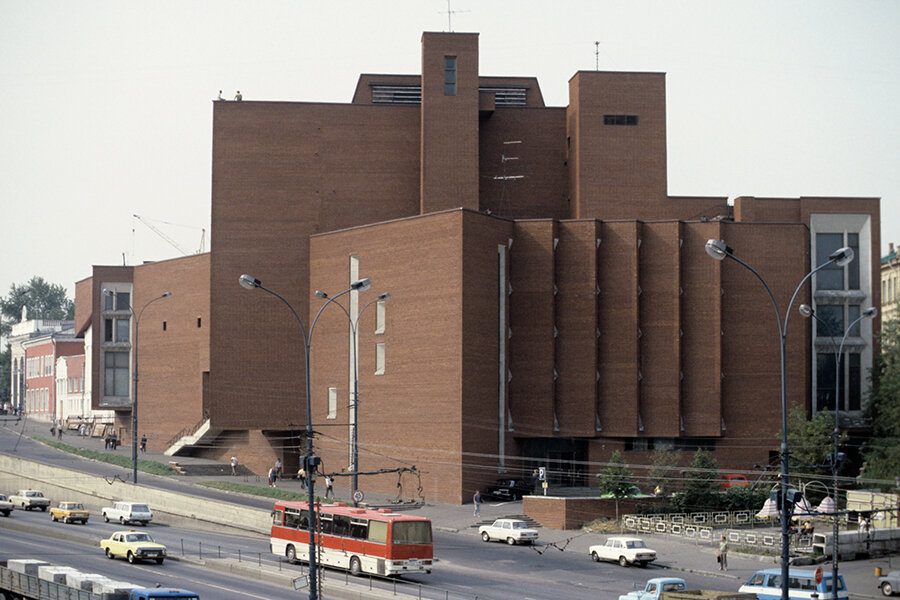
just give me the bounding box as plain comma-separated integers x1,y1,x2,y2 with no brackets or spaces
103,289,172,485
705,239,853,600
315,289,390,505
239,274,371,600
799,302,876,600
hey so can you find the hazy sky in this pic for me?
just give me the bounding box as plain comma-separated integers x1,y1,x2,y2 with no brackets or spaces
2,0,898,303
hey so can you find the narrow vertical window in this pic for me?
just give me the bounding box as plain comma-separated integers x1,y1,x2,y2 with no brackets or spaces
104,319,113,342
375,342,385,375
848,353,861,411
327,387,337,419
444,56,457,96
375,300,386,334
848,233,860,290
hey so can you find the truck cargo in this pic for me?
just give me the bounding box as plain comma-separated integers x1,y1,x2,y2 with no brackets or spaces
0,560,199,600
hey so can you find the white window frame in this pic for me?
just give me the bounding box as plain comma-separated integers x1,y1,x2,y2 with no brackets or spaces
375,342,385,376
327,387,337,419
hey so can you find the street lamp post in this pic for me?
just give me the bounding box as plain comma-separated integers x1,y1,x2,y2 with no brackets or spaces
799,303,876,600
315,290,390,505
705,239,853,600
239,274,371,600
103,289,172,485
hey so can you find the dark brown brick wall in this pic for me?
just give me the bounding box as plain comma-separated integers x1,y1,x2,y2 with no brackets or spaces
420,32,480,213
639,222,682,437
597,222,641,435
567,71,668,220
509,221,557,437
132,254,210,452
555,221,600,437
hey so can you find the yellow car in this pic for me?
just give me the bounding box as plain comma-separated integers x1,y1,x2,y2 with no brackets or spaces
49,502,90,525
100,530,167,564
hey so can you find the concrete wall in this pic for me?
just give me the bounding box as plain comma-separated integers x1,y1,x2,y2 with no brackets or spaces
0,454,270,534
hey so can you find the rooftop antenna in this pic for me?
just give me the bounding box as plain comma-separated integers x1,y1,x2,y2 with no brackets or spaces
492,140,524,216
595,41,600,70
441,0,470,32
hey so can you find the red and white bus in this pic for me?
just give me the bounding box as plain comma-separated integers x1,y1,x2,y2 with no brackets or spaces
270,501,433,577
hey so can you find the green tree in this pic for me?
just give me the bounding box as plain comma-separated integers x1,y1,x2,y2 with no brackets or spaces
864,318,900,485
648,448,680,496
599,450,636,498
781,404,847,472
599,450,636,521
678,449,719,511
0,277,74,337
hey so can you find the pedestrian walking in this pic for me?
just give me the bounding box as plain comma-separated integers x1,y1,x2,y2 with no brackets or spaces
325,475,334,498
230,456,238,476
57,423,63,439
268,466,277,488
473,490,482,517
79,423,86,437
275,458,282,478
50,422,56,437
104,434,110,450
297,467,306,489
109,431,117,450
140,434,147,453
717,535,729,571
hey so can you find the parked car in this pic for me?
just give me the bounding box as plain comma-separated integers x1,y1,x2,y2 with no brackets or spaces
49,501,90,524
100,530,167,564
0,494,12,517
10,489,50,511
589,536,657,567
487,478,532,500
722,474,750,489
619,577,687,600
102,501,152,526
478,518,539,545
878,570,900,596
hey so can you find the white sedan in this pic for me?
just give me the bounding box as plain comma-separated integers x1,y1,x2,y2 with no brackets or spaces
589,536,657,567
479,518,539,545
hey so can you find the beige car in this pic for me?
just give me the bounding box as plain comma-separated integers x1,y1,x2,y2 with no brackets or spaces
100,530,167,564
49,501,90,524
589,536,657,567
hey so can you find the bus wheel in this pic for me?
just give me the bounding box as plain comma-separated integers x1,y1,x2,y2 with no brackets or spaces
349,556,362,577
286,545,296,564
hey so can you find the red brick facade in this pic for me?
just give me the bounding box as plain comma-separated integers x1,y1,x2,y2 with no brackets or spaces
77,32,880,504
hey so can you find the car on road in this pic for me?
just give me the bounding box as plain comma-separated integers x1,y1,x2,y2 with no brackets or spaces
10,489,50,511
49,501,90,524
878,570,900,596
589,536,657,567
0,494,12,517
100,530,167,564
102,501,152,525
487,478,533,500
478,518,539,545
619,577,687,600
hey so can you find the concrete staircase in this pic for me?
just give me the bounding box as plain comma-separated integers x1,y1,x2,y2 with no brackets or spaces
164,418,220,457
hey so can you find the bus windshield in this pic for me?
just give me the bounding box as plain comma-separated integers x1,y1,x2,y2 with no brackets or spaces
392,520,432,544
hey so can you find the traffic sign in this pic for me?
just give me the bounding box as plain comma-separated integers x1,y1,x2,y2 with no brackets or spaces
353,489,364,503
815,567,823,584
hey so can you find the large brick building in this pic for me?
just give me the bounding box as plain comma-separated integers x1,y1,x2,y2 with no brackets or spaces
77,32,880,504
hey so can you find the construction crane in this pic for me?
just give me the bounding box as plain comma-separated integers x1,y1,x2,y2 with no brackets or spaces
133,214,206,255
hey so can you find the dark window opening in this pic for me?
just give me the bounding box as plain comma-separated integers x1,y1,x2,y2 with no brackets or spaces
444,56,456,96
162,321,167,332
604,114,638,126
197,317,202,328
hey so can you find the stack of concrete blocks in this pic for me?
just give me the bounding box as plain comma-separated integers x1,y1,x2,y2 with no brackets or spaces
813,526,900,557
